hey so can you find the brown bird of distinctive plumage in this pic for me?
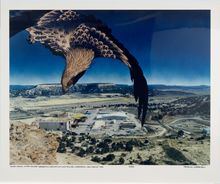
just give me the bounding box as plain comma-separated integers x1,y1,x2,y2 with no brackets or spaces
25,10,148,126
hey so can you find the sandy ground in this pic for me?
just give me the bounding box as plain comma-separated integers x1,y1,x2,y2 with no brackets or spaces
167,138,210,165
10,122,98,165
12,118,37,125
11,96,127,110
56,153,99,165
10,122,59,165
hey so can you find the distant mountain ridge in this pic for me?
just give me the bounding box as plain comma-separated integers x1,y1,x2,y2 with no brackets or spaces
148,84,210,90
10,83,210,98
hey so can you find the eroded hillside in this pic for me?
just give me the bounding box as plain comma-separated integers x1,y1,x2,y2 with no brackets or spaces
10,122,98,165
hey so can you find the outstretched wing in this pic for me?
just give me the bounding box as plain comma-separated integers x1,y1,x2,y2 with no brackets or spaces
25,10,148,126
26,10,83,55
10,10,50,37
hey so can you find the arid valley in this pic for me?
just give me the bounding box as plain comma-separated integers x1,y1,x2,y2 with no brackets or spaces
10,83,210,165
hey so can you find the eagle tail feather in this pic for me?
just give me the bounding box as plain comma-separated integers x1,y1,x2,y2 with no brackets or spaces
129,63,148,127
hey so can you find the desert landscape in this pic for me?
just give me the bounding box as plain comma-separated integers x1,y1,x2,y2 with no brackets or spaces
10,83,210,165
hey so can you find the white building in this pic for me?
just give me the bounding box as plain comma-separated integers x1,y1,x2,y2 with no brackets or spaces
38,118,73,132
92,120,106,130
96,112,127,120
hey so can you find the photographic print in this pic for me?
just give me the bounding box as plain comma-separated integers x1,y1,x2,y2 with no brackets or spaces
9,10,210,166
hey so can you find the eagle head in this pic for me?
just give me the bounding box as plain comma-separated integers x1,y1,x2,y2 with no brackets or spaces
61,48,94,93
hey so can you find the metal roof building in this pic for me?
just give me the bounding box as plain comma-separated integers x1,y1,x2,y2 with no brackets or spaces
38,118,73,132
96,112,127,120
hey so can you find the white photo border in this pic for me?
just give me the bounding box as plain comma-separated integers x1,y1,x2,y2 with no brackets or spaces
1,0,220,183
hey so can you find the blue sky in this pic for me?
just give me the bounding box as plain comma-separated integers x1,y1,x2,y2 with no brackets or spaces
10,10,210,85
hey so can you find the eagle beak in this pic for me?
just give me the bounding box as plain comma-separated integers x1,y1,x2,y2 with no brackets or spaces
61,70,86,93
61,79,71,93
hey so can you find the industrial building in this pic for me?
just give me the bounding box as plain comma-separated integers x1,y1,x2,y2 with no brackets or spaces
38,118,73,132
96,112,127,120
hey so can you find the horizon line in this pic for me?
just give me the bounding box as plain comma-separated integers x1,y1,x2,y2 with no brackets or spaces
9,82,210,87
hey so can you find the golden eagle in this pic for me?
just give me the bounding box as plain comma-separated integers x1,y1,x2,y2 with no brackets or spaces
10,10,148,126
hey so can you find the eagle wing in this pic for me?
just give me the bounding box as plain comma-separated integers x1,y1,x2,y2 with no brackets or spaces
25,10,148,126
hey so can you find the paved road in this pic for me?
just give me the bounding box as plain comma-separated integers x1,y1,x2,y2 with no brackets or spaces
148,126,167,138
148,117,209,138
168,117,210,126
84,109,99,125
167,117,210,135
